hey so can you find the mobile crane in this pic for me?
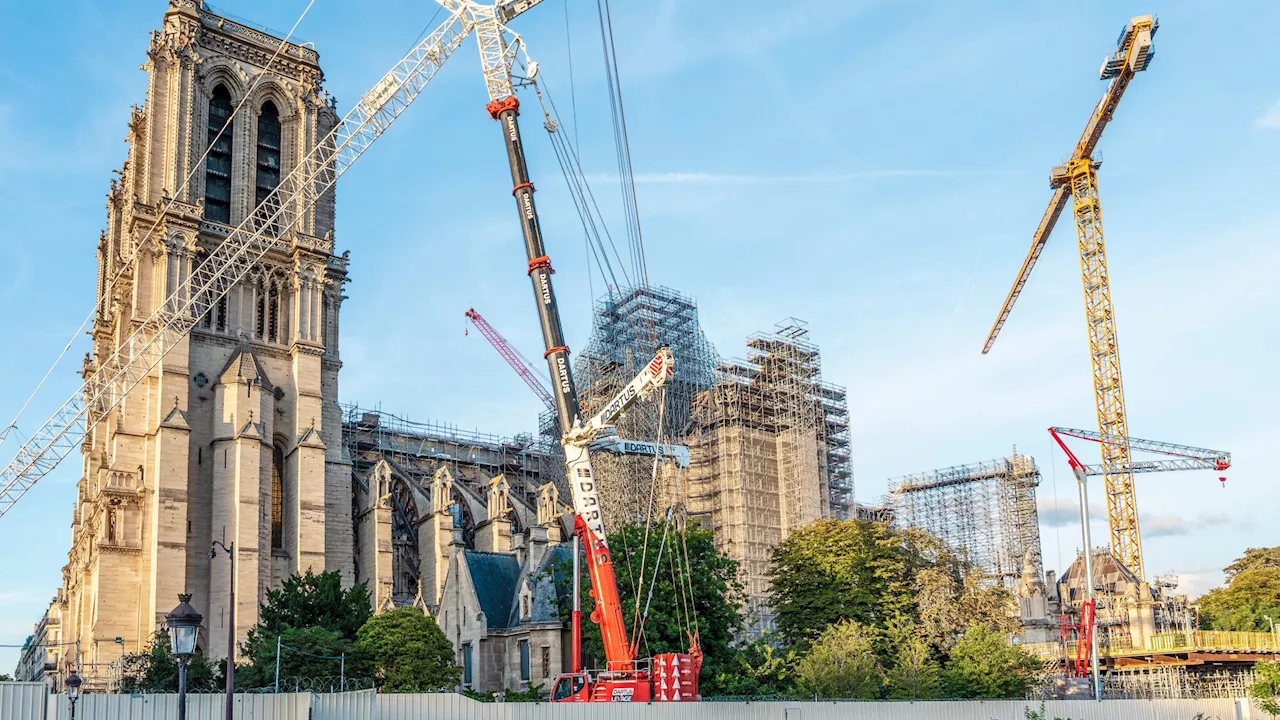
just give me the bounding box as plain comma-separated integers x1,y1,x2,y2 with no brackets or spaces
455,1,702,701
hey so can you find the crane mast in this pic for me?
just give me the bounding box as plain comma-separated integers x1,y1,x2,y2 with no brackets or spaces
983,15,1158,579
437,0,638,670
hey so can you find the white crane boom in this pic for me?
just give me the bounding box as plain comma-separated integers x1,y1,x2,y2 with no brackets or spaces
0,9,476,520
1050,426,1231,477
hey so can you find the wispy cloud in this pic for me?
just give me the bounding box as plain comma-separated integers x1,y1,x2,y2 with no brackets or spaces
1141,512,1234,539
591,169,1015,186
1039,498,1104,528
1256,98,1280,129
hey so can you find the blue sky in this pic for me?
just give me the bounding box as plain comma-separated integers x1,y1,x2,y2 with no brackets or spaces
2,0,1278,670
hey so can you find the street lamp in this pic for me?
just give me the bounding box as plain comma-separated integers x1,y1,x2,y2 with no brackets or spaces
211,541,235,720
65,669,82,720
166,593,203,720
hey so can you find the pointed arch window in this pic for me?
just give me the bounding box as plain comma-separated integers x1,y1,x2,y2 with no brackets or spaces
255,101,282,233
271,443,284,550
254,279,266,341
205,85,234,224
267,281,280,343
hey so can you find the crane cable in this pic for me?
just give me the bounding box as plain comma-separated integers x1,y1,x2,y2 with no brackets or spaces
0,0,319,453
629,385,667,644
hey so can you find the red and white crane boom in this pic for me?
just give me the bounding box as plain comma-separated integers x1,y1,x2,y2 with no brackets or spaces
465,307,556,412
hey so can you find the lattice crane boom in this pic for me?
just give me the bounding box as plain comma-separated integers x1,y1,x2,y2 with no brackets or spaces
0,9,477,521
464,308,556,412
983,15,1158,580
983,15,1158,354
1050,426,1231,477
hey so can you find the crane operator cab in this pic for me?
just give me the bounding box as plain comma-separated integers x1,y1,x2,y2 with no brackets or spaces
551,673,587,702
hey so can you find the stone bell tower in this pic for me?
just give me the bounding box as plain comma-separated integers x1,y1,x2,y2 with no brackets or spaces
56,0,350,682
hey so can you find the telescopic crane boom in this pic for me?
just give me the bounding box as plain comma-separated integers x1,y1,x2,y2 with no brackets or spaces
983,15,1158,579
446,0,699,700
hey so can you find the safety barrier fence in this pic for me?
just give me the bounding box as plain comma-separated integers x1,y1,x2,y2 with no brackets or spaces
2,684,1275,720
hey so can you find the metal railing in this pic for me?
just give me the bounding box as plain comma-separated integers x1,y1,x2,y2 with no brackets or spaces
1022,630,1280,661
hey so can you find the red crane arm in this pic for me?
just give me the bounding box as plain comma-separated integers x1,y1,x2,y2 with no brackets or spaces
465,308,556,412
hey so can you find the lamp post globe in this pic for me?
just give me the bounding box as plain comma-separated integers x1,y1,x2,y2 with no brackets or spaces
166,594,203,720
65,669,82,720
166,593,202,658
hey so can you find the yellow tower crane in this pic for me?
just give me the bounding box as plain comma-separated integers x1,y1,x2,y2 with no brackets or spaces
983,15,1158,579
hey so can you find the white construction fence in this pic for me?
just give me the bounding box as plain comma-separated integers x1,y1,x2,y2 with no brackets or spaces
2,684,1276,720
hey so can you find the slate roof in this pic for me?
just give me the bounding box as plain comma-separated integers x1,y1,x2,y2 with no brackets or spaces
216,346,275,391
464,550,521,629
464,544,575,631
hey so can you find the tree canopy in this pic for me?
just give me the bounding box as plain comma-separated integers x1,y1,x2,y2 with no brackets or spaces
356,607,459,692
763,518,1033,700
941,624,1043,699
559,520,743,693
119,630,223,693
237,570,373,690
1197,546,1280,631
794,619,884,699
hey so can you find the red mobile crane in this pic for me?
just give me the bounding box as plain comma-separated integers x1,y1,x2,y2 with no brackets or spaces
467,3,702,701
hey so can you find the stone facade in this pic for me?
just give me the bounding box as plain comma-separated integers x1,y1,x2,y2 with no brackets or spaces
51,0,347,687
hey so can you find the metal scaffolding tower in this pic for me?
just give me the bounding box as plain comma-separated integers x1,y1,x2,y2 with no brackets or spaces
687,318,854,635
889,454,1043,587
571,285,719,523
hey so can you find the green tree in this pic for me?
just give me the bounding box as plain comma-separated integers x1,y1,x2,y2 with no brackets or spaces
768,519,957,647
119,630,223,693
238,625,369,691
356,608,459,692
1198,547,1280,632
1252,659,1280,716
941,625,1043,699
882,623,942,700
237,570,373,690
560,521,744,693
710,638,796,697
0,673,12,682
794,620,884,699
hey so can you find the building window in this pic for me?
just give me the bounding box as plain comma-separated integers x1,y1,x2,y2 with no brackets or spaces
541,646,551,679
255,283,266,340
205,85,234,224
519,640,530,683
271,444,284,550
462,644,473,686
267,281,280,343
255,101,282,233
216,295,228,332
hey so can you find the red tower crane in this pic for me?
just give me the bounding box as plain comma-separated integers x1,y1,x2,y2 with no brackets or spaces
465,308,555,412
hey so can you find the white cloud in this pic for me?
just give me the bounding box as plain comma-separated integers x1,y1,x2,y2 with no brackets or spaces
591,169,1014,186
1141,512,1233,539
1038,498,1104,528
1256,98,1280,129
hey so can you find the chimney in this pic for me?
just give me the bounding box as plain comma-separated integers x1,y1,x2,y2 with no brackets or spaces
528,525,549,570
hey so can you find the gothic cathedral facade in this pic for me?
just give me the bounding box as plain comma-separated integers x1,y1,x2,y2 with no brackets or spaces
59,0,350,679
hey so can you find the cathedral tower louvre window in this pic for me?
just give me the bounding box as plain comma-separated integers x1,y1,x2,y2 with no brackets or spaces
205,85,234,224
271,444,284,550
255,101,282,234
267,281,280,343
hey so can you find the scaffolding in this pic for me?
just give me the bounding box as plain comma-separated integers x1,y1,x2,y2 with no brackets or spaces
572,285,720,524
889,454,1043,587
687,318,853,635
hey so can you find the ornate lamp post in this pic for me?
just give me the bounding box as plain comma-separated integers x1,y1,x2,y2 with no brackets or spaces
65,669,82,720
166,594,202,720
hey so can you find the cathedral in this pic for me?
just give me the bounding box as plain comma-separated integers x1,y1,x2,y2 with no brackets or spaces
20,1,574,693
